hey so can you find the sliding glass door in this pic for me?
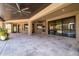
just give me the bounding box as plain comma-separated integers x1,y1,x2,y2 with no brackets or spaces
48,16,76,38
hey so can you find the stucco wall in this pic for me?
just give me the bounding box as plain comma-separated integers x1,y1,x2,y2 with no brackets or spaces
0,21,4,28
76,14,79,41
44,11,79,41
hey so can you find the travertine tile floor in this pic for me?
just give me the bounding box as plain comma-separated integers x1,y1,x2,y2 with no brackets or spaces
0,33,79,56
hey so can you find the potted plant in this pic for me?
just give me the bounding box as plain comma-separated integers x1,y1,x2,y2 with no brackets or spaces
0,28,8,40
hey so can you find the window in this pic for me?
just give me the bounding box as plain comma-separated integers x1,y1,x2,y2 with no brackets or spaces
24,24,28,31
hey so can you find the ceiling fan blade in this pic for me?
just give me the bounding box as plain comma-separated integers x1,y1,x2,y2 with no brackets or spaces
13,11,18,14
16,3,20,10
21,8,29,11
22,11,31,14
13,10,21,15
22,12,29,17
5,4,18,11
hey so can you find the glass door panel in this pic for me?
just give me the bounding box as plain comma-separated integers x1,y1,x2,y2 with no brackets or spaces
55,20,62,36
48,21,56,35
63,17,76,38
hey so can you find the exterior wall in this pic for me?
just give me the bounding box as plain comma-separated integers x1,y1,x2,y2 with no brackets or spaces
33,10,79,40
0,21,4,28
76,14,79,41
44,11,79,40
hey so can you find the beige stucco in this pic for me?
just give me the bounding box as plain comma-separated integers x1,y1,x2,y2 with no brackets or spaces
0,21,4,28
5,19,28,23
28,20,32,35
76,14,79,41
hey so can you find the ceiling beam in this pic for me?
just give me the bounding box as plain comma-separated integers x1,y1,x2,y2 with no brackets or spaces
29,3,71,21
5,19,28,23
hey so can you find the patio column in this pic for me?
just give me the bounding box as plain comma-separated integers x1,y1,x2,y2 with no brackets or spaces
0,21,4,28
76,13,79,41
28,21,32,35
46,20,48,35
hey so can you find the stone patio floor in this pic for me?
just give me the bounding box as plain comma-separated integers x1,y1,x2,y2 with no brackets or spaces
0,33,79,56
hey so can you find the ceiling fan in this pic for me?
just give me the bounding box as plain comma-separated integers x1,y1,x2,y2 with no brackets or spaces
15,3,31,14
14,3,31,15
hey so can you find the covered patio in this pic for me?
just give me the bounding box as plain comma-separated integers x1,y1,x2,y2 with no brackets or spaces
0,3,79,56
